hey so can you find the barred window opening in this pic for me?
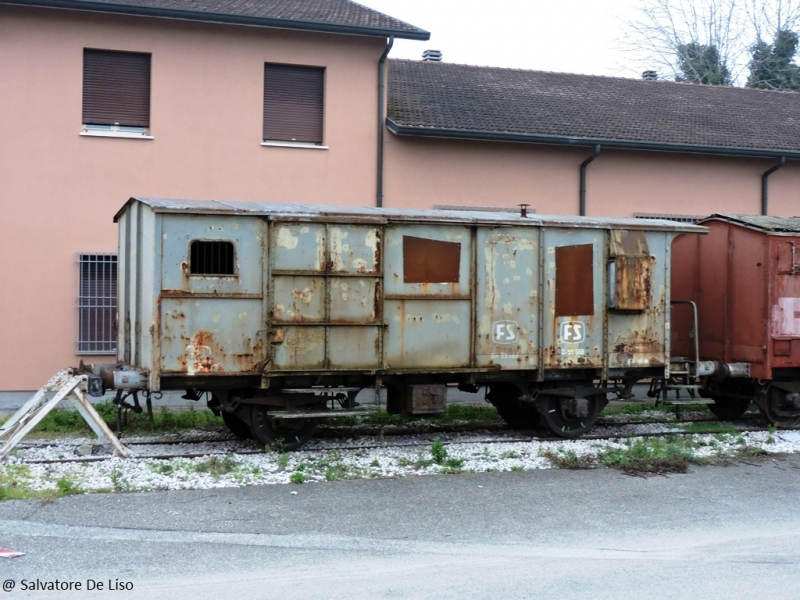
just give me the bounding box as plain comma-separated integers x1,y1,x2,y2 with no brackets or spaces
190,241,236,275
78,254,117,355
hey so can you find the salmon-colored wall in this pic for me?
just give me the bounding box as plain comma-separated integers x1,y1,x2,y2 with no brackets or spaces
0,6,386,390
383,135,800,217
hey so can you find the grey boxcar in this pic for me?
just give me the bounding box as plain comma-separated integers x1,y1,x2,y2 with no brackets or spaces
107,198,703,448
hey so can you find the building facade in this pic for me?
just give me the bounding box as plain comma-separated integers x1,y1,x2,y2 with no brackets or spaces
1,0,799,394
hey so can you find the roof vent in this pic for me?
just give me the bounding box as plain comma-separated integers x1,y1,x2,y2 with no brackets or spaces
422,49,442,62
642,70,658,80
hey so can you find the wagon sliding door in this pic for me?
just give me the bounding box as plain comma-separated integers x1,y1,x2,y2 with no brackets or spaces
542,229,604,369
383,225,472,368
268,222,383,371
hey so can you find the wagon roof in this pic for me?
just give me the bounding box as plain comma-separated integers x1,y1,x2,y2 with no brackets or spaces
701,214,800,233
116,197,706,233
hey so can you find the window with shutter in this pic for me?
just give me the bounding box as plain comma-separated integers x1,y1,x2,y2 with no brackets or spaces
77,254,118,355
263,63,324,145
83,49,151,133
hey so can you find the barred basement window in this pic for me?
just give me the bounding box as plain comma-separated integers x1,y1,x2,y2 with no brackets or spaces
77,254,118,354
190,241,236,275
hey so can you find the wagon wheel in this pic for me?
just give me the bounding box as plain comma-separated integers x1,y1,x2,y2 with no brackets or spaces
486,383,541,429
707,398,751,420
759,386,800,428
540,385,604,438
700,381,753,420
249,404,320,451
221,411,253,440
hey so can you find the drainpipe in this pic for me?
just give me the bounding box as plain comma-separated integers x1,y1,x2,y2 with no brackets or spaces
761,156,786,216
579,145,601,216
376,36,394,208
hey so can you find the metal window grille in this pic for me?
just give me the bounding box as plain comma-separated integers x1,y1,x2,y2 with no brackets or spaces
633,212,706,224
77,254,118,354
190,241,235,275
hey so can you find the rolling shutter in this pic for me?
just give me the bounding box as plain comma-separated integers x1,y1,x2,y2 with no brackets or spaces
263,64,324,144
83,49,151,127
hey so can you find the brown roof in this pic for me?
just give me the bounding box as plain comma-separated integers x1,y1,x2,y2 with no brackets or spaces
1,0,429,39
387,59,800,157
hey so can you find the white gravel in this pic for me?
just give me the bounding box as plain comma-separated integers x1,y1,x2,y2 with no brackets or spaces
2,422,799,496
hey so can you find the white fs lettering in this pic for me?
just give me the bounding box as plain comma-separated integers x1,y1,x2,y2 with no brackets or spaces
560,320,586,343
492,321,518,344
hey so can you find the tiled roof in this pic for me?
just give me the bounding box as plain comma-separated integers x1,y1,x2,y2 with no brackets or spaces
2,0,429,39
387,59,800,156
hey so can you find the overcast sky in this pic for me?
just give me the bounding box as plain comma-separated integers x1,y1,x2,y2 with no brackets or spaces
358,0,640,78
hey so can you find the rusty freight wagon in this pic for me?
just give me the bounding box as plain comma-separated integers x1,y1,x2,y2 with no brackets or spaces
96,198,703,449
672,215,800,427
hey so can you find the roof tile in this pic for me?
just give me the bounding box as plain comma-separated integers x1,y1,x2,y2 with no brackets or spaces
387,59,800,154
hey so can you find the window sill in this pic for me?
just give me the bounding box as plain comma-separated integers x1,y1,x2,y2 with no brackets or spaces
261,141,328,150
80,129,153,140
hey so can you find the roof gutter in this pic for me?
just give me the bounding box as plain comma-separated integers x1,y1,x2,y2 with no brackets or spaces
0,0,431,39
376,36,394,208
579,145,601,216
386,120,800,160
761,156,786,216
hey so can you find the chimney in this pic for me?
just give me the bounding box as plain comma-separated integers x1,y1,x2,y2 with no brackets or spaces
642,70,658,80
422,49,442,62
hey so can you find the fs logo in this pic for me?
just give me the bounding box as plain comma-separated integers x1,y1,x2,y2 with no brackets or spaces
560,320,586,343
492,321,518,344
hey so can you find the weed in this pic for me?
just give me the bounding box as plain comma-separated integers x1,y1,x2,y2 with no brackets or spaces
431,439,448,464
681,422,739,435
598,437,712,475
433,405,500,424
510,465,524,471
369,459,380,468
736,446,769,457
109,467,133,493
290,472,306,484
767,424,777,444
193,455,237,477
500,450,521,459
542,449,593,469
56,477,80,496
276,452,290,469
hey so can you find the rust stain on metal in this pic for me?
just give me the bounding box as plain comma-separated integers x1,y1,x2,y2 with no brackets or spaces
555,244,594,316
403,236,460,283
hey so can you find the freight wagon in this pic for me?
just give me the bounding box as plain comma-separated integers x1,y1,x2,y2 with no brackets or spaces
70,198,704,449
672,214,800,427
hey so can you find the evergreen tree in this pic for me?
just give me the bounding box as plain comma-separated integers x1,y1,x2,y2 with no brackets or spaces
676,42,732,84
746,29,800,89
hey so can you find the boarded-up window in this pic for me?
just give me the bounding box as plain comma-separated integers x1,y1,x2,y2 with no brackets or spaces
83,49,151,127
190,241,235,275
555,244,594,316
78,254,117,354
403,236,460,283
263,64,324,144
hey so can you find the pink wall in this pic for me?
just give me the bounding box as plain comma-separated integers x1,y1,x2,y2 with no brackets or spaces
0,6,386,390
383,135,800,217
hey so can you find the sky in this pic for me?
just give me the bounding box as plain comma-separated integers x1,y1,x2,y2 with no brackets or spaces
357,0,641,78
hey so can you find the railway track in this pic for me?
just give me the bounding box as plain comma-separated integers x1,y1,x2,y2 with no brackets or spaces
12,416,779,465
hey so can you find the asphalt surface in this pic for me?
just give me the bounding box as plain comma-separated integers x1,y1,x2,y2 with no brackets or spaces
1,454,800,599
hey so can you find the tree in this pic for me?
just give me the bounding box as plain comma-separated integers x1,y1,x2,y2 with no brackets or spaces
747,29,800,89
621,0,745,85
676,42,732,83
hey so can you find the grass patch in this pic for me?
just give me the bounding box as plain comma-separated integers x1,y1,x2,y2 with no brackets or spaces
735,446,770,457
602,403,659,416
26,403,224,436
193,455,238,477
598,436,712,475
541,449,593,469
433,405,500,424
56,477,81,496
679,422,739,435
290,472,306,484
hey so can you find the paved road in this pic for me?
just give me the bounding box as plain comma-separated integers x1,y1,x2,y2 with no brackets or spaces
2,455,799,599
